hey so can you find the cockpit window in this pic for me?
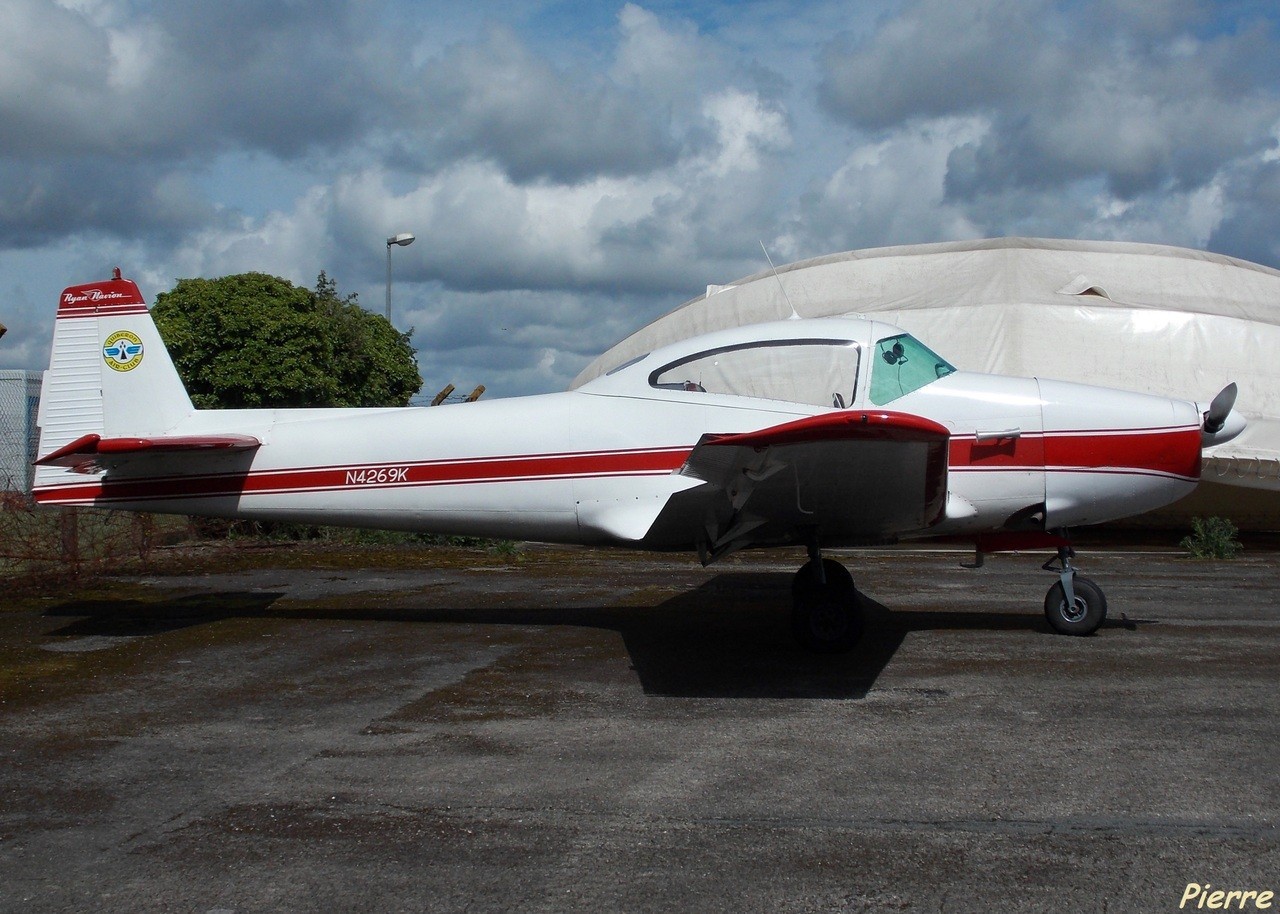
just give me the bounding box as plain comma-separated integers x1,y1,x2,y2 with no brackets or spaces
650,339,860,408
869,333,956,405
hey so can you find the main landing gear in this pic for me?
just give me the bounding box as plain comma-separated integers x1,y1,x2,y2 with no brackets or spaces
1041,544,1108,636
791,542,865,653
788,537,1111,652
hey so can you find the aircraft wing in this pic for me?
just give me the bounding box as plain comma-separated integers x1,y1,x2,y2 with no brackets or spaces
647,410,950,562
35,432,261,471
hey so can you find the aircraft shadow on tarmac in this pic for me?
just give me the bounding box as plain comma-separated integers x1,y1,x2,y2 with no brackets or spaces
42,572,1145,700
596,572,1144,699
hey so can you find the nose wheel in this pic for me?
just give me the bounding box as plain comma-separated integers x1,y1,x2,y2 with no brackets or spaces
1042,545,1108,635
791,555,864,653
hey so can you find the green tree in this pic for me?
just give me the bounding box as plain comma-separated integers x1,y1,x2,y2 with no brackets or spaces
152,272,422,409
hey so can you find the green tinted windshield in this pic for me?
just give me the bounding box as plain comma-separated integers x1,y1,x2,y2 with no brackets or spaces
869,333,956,405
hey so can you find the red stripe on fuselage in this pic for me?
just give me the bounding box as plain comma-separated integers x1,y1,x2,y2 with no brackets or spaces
32,447,693,505
949,426,1201,480
32,426,1203,507
949,433,1044,470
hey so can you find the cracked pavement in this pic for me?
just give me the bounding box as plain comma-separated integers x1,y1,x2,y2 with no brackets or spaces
2,544,1277,912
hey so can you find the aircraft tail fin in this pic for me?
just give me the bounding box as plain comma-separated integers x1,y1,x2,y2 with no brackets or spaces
36,271,195,481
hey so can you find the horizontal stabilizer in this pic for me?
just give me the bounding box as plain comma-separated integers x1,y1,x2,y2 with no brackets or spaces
36,433,261,469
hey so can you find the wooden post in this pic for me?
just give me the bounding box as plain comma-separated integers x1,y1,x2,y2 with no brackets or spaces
60,509,79,579
430,384,455,407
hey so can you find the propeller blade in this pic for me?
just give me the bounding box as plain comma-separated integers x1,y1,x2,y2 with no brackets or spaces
1204,382,1237,434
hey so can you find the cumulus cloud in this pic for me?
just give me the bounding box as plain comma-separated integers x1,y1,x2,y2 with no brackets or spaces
612,4,699,84
188,77,792,302
409,25,677,183
819,0,1280,199
5,0,1280,398
819,0,1046,130
1207,149,1280,269
0,159,218,248
0,0,121,156
1,0,392,160
782,117,984,257
401,286,654,397
0,0,411,265
164,185,336,284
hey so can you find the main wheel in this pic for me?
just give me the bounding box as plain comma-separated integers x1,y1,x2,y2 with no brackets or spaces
1044,575,1107,636
792,558,854,596
791,559,863,653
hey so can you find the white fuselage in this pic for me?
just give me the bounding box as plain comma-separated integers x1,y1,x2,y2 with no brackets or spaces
35,376,1202,547
33,314,1204,549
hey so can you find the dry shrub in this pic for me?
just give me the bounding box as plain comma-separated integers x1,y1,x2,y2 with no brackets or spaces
0,497,160,584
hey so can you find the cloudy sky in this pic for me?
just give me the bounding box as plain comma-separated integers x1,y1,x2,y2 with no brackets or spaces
3,0,1279,399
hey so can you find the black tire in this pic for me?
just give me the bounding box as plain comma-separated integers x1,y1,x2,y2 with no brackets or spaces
792,558,854,596
792,587,865,653
1044,575,1107,636
791,559,863,653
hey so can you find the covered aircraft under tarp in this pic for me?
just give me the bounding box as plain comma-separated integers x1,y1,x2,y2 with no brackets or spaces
574,238,1280,530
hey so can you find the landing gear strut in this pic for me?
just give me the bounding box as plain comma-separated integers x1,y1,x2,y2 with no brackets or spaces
1041,544,1108,635
791,541,864,653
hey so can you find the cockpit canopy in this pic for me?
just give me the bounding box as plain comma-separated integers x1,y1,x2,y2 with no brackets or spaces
650,338,861,409
587,318,957,408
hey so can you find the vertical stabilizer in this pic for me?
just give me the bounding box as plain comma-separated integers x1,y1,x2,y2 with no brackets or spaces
36,272,194,472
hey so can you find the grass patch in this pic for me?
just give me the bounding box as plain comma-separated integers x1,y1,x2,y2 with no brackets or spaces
1179,516,1244,560
2,504,526,589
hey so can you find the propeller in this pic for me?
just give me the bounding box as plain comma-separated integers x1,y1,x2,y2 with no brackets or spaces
1201,382,1246,446
1203,382,1237,434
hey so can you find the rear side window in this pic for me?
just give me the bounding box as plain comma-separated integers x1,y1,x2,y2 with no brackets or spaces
650,339,860,408
869,333,956,405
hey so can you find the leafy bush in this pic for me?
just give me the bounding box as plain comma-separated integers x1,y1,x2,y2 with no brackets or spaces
152,272,421,409
1179,516,1243,559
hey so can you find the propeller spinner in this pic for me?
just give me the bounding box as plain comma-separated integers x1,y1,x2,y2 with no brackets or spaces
1204,382,1236,433
1201,382,1246,445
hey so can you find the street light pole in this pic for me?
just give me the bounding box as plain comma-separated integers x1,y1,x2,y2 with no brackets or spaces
384,232,415,322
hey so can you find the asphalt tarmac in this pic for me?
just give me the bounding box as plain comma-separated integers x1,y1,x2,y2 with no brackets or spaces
1,543,1277,913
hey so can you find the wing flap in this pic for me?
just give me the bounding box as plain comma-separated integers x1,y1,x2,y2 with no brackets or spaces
36,433,261,469
646,410,950,557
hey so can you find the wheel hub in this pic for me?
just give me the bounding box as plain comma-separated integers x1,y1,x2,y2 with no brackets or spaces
808,599,850,641
1058,595,1089,624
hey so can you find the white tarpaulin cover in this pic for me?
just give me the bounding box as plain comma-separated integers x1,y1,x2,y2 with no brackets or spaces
574,238,1280,527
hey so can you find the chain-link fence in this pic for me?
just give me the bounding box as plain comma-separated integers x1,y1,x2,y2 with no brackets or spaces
1,502,162,582
0,370,165,582
0,370,39,495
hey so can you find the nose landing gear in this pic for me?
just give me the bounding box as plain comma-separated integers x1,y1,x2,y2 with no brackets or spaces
1042,544,1108,635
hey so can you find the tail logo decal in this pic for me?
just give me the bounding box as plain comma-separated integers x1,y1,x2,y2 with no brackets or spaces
103,330,144,372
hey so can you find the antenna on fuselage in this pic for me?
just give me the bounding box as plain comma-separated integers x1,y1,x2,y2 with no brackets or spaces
759,240,801,320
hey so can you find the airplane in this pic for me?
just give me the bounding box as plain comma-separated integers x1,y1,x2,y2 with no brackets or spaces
33,270,1246,652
